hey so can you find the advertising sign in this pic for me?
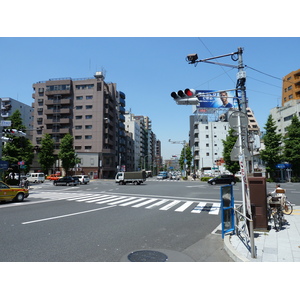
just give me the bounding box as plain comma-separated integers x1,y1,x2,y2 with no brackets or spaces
196,90,239,109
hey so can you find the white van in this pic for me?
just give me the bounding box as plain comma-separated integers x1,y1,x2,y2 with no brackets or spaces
26,173,45,183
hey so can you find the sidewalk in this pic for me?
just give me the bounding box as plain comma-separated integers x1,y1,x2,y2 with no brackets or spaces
224,206,300,262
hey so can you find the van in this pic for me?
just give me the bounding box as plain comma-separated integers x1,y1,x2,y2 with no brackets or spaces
26,173,45,183
72,175,90,184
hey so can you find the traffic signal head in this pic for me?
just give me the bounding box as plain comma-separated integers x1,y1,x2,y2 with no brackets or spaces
170,88,198,105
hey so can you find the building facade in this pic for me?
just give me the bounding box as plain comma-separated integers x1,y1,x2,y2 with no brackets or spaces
31,72,125,179
282,68,300,106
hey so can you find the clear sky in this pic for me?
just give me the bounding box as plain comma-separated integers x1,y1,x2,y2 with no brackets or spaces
1,37,299,159
1,2,299,160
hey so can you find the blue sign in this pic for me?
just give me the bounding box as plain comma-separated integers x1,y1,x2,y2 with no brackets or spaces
276,163,292,169
0,160,9,170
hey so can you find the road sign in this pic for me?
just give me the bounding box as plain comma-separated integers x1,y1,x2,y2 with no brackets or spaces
228,111,248,133
1,120,12,127
230,139,251,161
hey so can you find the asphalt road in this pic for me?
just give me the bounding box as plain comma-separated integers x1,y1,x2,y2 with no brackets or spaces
3,178,297,262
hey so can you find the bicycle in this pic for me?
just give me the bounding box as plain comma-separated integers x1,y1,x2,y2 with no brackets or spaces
267,196,284,231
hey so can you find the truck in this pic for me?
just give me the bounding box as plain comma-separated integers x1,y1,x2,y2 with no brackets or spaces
115,171,146,185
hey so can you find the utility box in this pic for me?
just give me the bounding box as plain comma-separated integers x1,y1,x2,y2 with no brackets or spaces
248,177,268,230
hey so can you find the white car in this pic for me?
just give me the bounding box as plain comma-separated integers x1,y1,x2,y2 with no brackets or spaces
72,175,90,184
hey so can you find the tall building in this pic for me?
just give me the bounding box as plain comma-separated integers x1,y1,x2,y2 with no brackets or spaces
31,72,125,179
282,68,300,106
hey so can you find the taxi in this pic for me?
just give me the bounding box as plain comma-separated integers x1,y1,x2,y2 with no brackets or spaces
0,181,29,202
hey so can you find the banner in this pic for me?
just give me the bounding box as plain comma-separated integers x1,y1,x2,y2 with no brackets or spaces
196,90,239,109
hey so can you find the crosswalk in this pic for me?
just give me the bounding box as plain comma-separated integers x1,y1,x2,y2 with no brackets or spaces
29,192,221,215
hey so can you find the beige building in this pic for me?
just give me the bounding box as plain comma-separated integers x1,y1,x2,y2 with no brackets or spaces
31,72,125,179
282,68,300,106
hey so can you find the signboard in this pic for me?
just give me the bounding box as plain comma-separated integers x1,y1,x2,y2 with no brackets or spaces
0,160,9,170
1,120,12,127
196,90,239,109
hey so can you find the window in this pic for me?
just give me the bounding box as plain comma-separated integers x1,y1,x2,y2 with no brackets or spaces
75,136,82,140
76,116,82,119
85,146,92,150
206,135,209,138
206,153,210,156
206,143,209,147
75,125,82,129
85,115,92,119
76,106,83,110
75,84,94,90
85,135,92,139
76,96,83,100
86,105,93,109
86,96,93,100
85,125,92,129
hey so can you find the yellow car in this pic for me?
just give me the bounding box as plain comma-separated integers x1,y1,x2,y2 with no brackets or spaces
0,181,29,202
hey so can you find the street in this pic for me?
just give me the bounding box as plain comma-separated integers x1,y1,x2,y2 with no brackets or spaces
1,178,297,262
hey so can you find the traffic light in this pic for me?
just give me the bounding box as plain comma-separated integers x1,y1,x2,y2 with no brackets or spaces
170,88,199,105
2,128,17,134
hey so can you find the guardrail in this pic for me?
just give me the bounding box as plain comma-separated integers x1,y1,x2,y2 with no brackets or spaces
234,204,256,259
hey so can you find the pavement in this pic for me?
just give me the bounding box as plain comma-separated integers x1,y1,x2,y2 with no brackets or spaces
223,205,300,262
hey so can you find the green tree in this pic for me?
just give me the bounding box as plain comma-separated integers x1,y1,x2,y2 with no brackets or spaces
283,115,300,177
179,144,192,174
2,110,34,174
260,115,282,179
58,134,77,175
222,128,240,174
38,133,56,175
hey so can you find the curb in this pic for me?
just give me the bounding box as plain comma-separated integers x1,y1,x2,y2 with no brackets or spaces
223,234,250,262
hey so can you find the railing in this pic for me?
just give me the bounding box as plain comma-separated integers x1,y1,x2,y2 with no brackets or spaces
234,204,256,259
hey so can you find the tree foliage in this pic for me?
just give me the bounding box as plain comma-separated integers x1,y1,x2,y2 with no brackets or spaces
58,134,77,174
222,128,240,174
283,115,300,177
259,115,282,178
179,144,192,173
38,133,56,174
2,110,34,174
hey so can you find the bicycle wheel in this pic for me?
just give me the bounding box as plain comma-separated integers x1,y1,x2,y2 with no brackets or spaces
283,202,293,215
273,212,281,231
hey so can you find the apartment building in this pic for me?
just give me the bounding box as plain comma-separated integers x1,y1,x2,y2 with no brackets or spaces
1,97,33,129
282,68,300,106
31,72,125,179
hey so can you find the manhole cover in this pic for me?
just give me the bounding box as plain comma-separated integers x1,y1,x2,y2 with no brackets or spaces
128,250,168,262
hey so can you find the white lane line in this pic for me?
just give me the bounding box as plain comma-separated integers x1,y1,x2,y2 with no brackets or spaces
22,205,115,225
159,200,181,211
175,201,195,212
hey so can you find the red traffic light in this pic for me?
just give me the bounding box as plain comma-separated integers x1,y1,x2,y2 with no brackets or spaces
171,88,196,100
184,88,195,97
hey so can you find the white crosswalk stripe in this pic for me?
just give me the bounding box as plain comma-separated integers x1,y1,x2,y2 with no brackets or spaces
29,192,221,215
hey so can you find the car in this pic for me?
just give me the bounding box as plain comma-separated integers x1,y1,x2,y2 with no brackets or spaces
0,181,29,202
207,174,236,185
157,171,168,180
53,176,79,186
72,175,90,184
46,174,62,181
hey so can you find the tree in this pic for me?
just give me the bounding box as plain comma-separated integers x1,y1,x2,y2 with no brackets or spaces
2,110,34,174
179,144,192,174
260,115,282,179
58,134,77,175
38,133,56,175
222,128,240,174
283,115,300,177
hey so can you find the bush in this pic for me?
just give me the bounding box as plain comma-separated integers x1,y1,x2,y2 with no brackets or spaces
200,177,212,182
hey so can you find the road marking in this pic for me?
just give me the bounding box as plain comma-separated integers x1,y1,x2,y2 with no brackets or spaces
146,199,169,209
159,200,181,210
119,198,147,206
191,202,208,213
22,205,115,225
209,203,221,215
131,198,158,207
175,201,195,212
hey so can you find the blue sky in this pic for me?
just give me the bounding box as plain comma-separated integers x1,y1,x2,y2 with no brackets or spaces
0,37,299,159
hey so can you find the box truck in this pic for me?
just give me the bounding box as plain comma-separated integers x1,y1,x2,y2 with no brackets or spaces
115,171,146,185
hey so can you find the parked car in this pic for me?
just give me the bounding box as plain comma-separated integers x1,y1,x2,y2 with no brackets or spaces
207,175,236,185
53,176,79,186
0,181,29,202
72,175,90,184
